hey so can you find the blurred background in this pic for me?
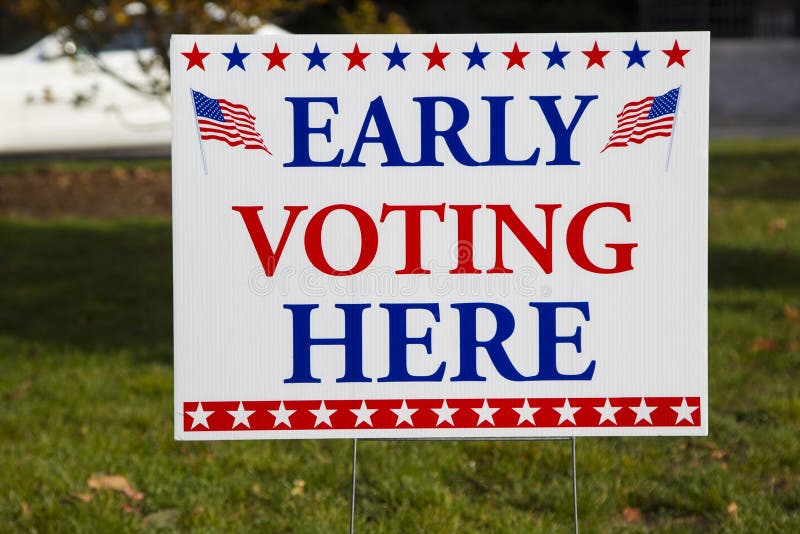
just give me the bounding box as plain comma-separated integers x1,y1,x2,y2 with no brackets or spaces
1,0,799,158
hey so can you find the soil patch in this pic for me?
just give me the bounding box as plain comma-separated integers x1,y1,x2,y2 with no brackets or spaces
0,165,171,218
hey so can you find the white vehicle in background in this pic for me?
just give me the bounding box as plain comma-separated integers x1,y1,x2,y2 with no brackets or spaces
0,21,287,158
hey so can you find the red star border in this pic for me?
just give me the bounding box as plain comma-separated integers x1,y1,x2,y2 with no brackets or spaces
182,42,209,71
582,41,609,69
502,42,529,70
183,396,703,431
423,42,449,71
343,43,370,71
663,40,690,68
262,43,290,71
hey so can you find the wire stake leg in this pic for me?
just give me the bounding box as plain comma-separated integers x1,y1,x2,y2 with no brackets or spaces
349,438,358,534
571,437,579,534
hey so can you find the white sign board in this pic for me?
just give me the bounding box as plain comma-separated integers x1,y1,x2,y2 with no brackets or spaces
172,32,708,440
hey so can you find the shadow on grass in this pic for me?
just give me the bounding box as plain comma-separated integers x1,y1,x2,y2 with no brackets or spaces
709,245,800,290
709,151,800,201
0,219,172,363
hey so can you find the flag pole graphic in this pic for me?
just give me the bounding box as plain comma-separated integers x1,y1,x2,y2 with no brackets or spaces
190,88,209,175
665,85,682,172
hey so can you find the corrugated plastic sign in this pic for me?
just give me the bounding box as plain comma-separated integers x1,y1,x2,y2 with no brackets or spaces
171,33,708,440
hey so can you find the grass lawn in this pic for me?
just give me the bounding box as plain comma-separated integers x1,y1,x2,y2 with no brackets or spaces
1,140,799,532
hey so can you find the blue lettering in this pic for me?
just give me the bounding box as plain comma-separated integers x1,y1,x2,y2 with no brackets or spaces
378,303,445,382
530,95,597,166
284,97,344,167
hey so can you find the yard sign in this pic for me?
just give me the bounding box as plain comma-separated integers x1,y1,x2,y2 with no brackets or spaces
172,32,708,440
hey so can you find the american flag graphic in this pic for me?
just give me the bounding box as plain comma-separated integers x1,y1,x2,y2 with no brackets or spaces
191,89,271,154
602,87,680,152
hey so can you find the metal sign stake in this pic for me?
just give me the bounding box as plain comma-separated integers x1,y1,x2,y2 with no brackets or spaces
348,437,579,534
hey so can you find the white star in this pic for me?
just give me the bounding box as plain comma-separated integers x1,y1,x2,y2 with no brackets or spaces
269,401,295,428
391,400,417,427
473,399,499,426
595,399,621,425
432,400,458,426
310,400,336,428
227,401,255,429
513,399,539,426
187,402,213,429
631,398,656,425
351,401,377,427
671,398,698,424
555,399,580,426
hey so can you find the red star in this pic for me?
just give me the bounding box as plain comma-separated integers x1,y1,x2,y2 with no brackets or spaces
502,42,529,70
181,42,209,71
343,43,370,71
262,43,290,71
582,41,609,69
663,40,690,68
423,42,449,71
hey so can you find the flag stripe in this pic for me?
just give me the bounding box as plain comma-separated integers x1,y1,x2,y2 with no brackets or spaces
602,89,679,152
193,90,271,155
607,116,674,139
199,128,265,145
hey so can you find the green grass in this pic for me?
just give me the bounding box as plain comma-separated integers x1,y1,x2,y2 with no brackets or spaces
2,141,800,532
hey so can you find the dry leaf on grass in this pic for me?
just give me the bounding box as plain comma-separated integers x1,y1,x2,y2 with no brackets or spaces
291,479,306,497
752,338,779,352
87,474,144,501
622,507,642,523
783,304,800,323
769,218,787,233
69,492,93,503
711,449,729,460
727,501,740,523
20,502,31,519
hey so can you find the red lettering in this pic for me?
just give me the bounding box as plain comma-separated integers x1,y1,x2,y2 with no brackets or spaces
487,204,561,274
233,205,308,276
380,203,445,274
305,204,378,276
449,205,482,274
566,202,637,274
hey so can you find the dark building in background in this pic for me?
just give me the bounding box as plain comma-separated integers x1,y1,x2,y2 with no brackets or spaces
639,0,799,36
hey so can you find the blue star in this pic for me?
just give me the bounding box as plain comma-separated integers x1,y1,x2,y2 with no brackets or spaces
542,41,569,70
462,42,490,70
623,40,650,69
303,43,330,71
383,42,410,71
222,43,249,71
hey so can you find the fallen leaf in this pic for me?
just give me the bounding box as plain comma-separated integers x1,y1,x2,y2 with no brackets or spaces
88,474,144,501
291,479,306,497
752,338,779,352
69,492,93,503
622,507,642,523
192,505,205,517
727,501,740,523
20,501,31,519
783,304,800,323
142,509,180,529
711,449,728,460
769,218,787,233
